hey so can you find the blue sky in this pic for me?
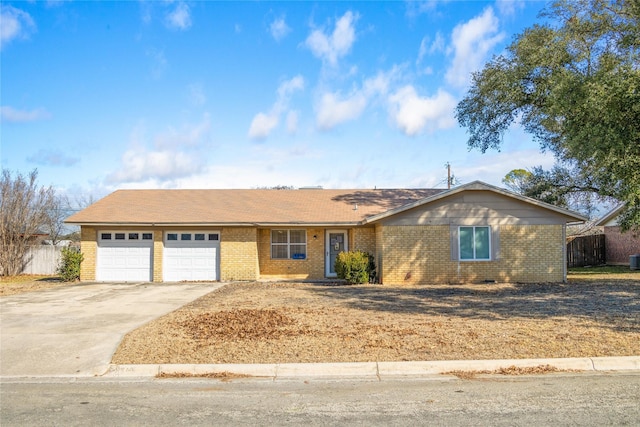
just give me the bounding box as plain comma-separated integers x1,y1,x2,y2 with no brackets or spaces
1,0,556,202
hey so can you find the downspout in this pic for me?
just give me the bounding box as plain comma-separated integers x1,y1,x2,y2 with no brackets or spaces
562,224,567,283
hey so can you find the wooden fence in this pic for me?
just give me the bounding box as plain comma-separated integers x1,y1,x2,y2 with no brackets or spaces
566,234,606,268
21,246,63,275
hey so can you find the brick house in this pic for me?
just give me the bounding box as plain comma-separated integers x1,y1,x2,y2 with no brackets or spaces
65,181,586,284
595,205,640,265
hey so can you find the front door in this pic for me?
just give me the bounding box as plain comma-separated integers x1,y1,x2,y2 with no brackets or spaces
326,230,348,277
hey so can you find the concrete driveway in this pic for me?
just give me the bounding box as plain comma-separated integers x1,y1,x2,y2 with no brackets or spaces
0,282,223,377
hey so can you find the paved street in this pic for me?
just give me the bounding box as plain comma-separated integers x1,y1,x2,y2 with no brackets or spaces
0,282,222,376
2,373,639,426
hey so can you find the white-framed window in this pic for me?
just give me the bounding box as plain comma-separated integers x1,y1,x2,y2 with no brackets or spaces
165,232,219,242
459,226,491,260
99,231,153,242
271,230,307,260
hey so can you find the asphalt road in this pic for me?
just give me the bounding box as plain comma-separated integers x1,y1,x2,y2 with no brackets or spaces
2,372,639,426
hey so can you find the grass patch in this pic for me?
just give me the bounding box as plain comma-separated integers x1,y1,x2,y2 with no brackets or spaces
568,265,639,275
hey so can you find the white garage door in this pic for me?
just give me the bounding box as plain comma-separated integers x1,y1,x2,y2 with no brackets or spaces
163,231,220,282
97,232,153,282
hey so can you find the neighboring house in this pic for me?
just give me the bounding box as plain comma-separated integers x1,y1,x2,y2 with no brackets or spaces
595,205,640,265
65,181,586,284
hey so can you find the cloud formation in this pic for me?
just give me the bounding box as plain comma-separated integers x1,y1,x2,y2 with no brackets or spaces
388,86,457,135
270,16,291,41
1,106,51,123
314,69,395,131
27,149,79,167
445,7,504,88
0,5,35,50
165,2,192,31
107,115,210,184
305,11,358,66
248,75,304,139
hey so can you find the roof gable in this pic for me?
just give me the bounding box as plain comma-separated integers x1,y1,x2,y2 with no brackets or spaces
363,181,587,224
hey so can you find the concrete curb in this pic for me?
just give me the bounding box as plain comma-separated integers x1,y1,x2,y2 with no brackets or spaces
101,356,640,380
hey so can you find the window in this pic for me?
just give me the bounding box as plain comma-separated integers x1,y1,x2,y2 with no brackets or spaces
459,226,490,260
128,233,139,240
195,233,205,241
167,233,178,241
181,233,192,241
101,233,111,240
115,233,125,240
208,234,219,241
271,230,307,259
142,233,153,240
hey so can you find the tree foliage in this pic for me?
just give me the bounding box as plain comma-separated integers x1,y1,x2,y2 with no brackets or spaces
456,0,640,230
0,169,56,276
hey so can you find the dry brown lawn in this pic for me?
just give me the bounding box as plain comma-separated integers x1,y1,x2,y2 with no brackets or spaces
0,275,67,296
112,269,640,364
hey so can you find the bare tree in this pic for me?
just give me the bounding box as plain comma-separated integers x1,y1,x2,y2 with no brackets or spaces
42,193,73,246
0,169,56,276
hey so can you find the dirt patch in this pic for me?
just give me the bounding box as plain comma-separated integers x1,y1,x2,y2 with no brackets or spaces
0,276,68,297
112,278,640,364
446,364,566,379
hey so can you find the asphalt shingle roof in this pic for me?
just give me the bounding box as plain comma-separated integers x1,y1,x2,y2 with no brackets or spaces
65,188,445,226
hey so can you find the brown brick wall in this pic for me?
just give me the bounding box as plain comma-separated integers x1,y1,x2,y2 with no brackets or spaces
604,226,640,265
220,227,259,281
379,224,565,284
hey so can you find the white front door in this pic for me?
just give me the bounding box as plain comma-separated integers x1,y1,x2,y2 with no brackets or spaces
325,230,348,277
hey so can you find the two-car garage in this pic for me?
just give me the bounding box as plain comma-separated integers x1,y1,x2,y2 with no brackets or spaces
96,231,220,282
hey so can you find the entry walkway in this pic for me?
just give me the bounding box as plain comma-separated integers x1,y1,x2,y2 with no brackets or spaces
0,282,222,377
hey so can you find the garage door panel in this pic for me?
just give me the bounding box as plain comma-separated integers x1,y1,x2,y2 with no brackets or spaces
163,232,219,282
97,235,153,282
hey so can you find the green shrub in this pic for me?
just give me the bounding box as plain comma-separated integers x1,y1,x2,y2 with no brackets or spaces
335,250,376,284
58,247,83,282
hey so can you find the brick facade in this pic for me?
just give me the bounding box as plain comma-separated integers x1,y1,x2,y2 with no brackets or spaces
79,223,566,284
379,224,564,284
220,227,259,281
80,226,97,281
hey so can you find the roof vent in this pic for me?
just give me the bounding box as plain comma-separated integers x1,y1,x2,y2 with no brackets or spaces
299,186,323,190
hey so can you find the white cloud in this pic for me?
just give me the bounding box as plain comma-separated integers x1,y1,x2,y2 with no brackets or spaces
314,69,398,131
165,2,191,31
147,48,167,79
248,112,280,140
446,7,504,88
1,106,51,122
154,114,211,148
107,115,211,185
495,0,526,17
316,91,367,130
248,75,304,140
457,149,555,187
417,32,444,64
27,149,79,167
0,5,35,50
305,11,358,66
286,111,299,134
187,83,206,106
107,149,201,184
387,86,457,136
270,16,291,41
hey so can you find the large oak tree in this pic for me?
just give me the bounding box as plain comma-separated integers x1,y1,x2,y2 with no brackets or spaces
456,0,639,230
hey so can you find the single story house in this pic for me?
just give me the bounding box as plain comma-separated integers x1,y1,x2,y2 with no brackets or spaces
65,181,586,284
595,205,640,265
